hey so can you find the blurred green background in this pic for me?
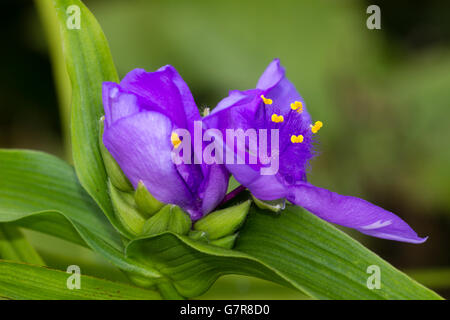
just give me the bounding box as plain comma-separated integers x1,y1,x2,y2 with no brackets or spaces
1,0,449,298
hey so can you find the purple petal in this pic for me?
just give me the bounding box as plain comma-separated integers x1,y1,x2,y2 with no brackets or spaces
119,66,201,135
199,164,230,218
256,58,285,90
232,169,287,200
204,59,315,189
287,182,427,244
257,59,311,124
103,111,197,211
102,82,140,128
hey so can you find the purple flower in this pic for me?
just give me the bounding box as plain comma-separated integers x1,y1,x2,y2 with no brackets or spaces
102,65,228,220
203,59,427,244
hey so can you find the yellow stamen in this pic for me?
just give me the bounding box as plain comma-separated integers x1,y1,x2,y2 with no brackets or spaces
261,94,272,105
171,132,182,148
310,121,323,134
291,134,304,143
271,113,284,123
290,101,303,113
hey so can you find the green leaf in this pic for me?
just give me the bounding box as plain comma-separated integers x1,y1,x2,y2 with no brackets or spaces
0,149,120,249
126,205,442,300
0,260,161,300
11,211,86,247
0,149,162,281
35,0,72,158
0,225,45,266
235,205,442,300
52,0,132,238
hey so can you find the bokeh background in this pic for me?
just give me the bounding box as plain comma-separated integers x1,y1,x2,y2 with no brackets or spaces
1,0,449,298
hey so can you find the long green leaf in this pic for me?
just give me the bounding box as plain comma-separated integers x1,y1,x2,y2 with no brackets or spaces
235,205,442,300
35,0,72,158
0,149,120,249
11,211,86,247
51,0,132,238
0,149,162,281
0,225,45,266
127,205,442,300
0,260,161,300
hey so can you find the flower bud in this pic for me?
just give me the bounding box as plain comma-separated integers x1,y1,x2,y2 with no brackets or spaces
210,234,238,249
188,230,209,242
99,117,133,192
135,181,164,216
142,205,191,236
193,200,251,240
108,181,148,235
251,195,285,213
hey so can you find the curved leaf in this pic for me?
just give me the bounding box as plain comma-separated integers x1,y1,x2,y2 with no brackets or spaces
0,149,120,249
0,260,161,300
235,205,442,300
52,0,132,238
127,205,442,300
0,149,162,280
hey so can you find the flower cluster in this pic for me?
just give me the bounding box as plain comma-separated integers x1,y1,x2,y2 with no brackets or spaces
100,59,426,244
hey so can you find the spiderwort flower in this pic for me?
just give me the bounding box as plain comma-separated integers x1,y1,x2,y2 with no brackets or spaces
102,65,229,220
203,59,427,244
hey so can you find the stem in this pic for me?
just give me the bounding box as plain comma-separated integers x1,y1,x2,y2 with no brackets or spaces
219,185,247,207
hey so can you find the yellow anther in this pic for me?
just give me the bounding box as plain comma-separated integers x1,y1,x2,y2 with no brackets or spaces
271,113,284,123
311,121,323,134
261,95,273,105
171,132,182,148
291,134,304,143
290,101,303,113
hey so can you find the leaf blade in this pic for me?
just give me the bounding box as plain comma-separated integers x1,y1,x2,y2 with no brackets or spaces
236,205,441,300
126,205,442,300
52,0,132,238
0,149,121,249
0,225,45,266
0,260,161,300
0,149,162,280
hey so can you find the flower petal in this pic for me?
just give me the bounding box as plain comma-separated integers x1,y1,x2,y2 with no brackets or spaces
199,164,229,218
233,169,287,200
256,58,285,90
103,111,197,211
102,82,140,128
287,182,427,244
119,66,201,135
257,60,311,124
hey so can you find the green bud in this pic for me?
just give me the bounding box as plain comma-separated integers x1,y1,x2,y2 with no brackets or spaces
135,181,164,216
210,234,238,249
99,117,133,192
193,200,251,240
108,181,147,235
251,195,285,213
142,205,191,236
188,230,209,242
